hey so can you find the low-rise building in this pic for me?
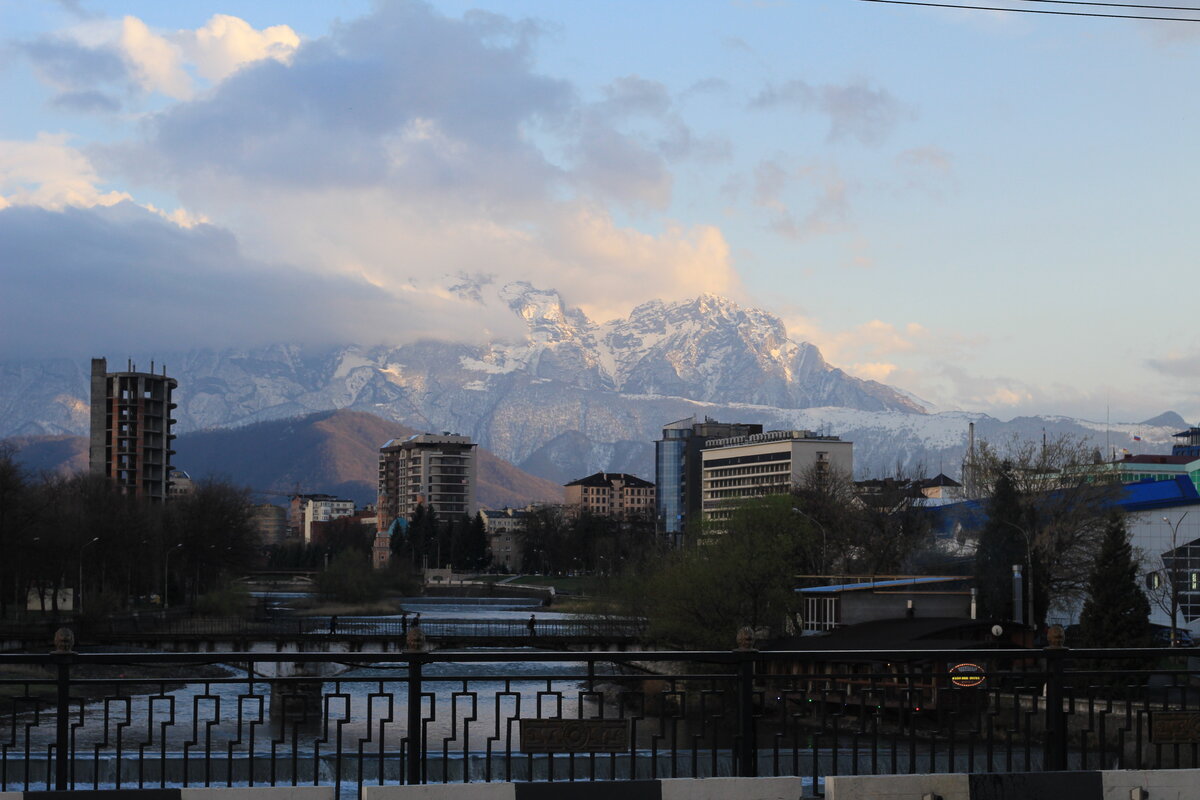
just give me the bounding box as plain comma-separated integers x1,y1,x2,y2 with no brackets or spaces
288,493,356,544
564,472,655,518
481,507,530,571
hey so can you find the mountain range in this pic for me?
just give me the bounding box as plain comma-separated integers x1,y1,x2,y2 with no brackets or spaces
8,410,562,509
0,283,1186,490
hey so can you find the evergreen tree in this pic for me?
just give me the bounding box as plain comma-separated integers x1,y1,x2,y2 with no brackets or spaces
974,465,1027,621
459,512,489,571
1077,513,1151,647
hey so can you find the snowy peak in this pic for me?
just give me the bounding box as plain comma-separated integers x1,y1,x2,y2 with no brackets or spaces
454,284,924,413
498,282,594,346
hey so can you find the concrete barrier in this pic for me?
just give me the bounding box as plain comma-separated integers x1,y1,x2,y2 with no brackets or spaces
366,778,807,800
826,773,970,800
23,790,335,800
827,769,1200,800
1100,769,1200,800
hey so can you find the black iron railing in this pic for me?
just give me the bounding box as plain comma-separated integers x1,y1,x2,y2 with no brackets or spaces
0,645,1197,797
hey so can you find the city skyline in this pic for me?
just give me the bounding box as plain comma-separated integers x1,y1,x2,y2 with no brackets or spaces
2,0,1199,423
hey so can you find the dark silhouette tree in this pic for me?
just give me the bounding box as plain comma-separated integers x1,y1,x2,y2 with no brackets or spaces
1077,513,1151,648
458,512,489,571
974,464,1027,621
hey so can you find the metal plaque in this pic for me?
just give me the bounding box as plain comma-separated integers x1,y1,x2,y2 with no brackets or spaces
520,719,630,753
1151,712,1200,744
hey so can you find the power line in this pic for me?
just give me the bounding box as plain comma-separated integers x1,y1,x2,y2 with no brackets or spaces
1019,0,1200,9
858,0,1200,21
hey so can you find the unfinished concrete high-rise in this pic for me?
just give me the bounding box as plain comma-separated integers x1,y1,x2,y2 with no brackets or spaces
88,357,178,503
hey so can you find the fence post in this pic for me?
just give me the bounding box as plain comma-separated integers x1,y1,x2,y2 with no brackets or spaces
1043,624,1067,771
406,625,427,785
52,627,75,791
735,626,757,777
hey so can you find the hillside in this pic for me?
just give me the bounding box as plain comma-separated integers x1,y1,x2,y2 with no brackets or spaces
7,410,563,510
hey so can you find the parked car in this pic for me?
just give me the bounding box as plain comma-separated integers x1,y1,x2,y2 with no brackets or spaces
1150,624,1194,647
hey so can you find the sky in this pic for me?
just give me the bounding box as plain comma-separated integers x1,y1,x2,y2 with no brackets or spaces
2,0,1199,424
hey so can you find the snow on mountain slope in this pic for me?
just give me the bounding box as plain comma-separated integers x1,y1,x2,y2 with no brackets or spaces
0,284,1180,484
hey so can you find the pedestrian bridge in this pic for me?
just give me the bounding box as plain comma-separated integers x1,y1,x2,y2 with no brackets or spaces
0,615,648,667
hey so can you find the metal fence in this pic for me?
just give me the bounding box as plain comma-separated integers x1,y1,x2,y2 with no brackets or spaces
0,616,647,643
0,645,1197,797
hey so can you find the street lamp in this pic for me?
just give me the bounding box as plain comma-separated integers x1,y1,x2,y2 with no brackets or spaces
1161,512,1189,647
1000,520,1035,631
163,543,183,610
792,507,827,575
78,537,99,615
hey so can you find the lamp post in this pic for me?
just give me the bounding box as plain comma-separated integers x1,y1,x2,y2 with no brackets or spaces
792,507,827,575
77,537,99,615
1001,520,1035,630
1161,512,1189,647
163,543,183,610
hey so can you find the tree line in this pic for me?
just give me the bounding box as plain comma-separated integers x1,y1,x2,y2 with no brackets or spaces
0,446,258,618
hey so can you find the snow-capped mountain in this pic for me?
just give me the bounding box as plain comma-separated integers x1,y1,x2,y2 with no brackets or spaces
0,284,1180,483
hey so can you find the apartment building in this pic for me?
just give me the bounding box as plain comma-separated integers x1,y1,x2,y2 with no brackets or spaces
564,472,655,518
288,493,356,544
701,430,853,523
377,433,477,532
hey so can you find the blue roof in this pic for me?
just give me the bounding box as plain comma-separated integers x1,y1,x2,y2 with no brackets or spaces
1114,475,1200,511
923,475,1200,538
799,576,967,594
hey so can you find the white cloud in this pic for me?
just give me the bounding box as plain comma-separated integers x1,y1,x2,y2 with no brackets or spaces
118,16,192,99
20,13,300,106
94,2,742,332
0,133,130,210
178,14,299,83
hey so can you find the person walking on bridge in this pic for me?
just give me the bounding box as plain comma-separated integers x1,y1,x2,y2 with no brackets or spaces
527,614,536,637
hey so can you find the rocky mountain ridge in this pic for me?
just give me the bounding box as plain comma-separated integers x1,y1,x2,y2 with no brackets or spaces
0,285,1181,483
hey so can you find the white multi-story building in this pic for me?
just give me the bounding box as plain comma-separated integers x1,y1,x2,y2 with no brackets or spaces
289,494,356,544
701,430,853,523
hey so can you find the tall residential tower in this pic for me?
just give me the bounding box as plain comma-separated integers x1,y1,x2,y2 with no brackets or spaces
377,433,477,534
88,357,177,503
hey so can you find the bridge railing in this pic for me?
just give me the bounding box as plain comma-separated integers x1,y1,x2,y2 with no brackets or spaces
0,645,1197,797
0,616,648,642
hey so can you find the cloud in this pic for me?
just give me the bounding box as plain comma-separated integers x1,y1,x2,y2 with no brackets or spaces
177,14,299,83
751,78,912,145
0,133,130,210
118,15,192,98
51,90,121,113
0,203,410,359
752,158,852,239
91,2,740,332
17,13,300,107
1147,352,1200,378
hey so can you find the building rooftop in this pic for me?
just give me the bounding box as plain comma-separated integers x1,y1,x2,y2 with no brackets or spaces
1120,454,1196,465
798,576,970,595
564,471,654,488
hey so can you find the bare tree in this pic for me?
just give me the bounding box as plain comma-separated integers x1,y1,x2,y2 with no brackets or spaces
965,433,1117,627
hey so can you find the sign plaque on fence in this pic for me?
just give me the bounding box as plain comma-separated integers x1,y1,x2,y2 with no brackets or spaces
520,719,630,753
948,662,986,689
1151,711,1200,744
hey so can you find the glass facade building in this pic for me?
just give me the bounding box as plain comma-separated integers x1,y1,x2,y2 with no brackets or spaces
655,416,763,542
